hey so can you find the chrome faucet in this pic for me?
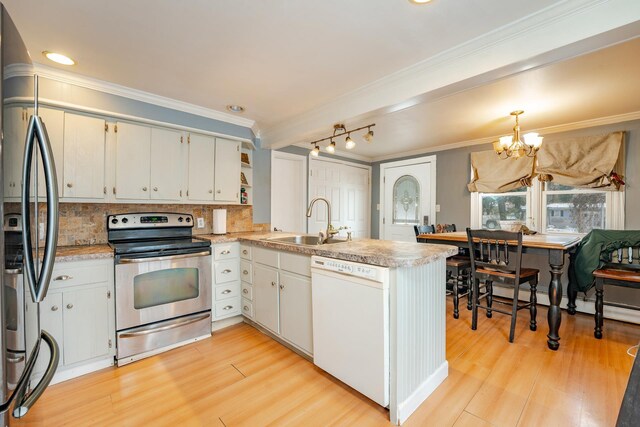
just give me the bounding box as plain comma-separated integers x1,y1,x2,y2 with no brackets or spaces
306,197,335,244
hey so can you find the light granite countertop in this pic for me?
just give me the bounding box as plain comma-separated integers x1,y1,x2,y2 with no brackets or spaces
51,232,457,268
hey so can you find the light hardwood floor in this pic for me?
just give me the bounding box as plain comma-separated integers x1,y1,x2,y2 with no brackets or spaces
13,298,640,426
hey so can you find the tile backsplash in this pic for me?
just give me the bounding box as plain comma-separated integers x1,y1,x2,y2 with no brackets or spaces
5,203,269,246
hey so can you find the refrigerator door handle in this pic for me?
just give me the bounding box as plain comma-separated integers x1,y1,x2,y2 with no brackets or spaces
21,114,59,303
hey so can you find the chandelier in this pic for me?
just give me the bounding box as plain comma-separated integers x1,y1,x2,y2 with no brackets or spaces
309,123,375,156
493,110,543,159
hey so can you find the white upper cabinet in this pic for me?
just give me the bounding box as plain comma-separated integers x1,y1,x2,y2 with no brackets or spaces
214,138,240,202
150,128,183,201
115,122,151,200
3,107,27,198
187,133,215,201
35,107,65,198
63,113,106,199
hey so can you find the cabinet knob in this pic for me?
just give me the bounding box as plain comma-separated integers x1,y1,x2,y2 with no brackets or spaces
51,305,59,312
66,303,73,309
243,306,249,311
242,288,248,294
223,305,233,311
279,284,285,290
243,270,249,275
242,249,248,255
271,281,276,287
209,189,213,194
153,187,158,192
221,250,231,255
217,190,221,194
221,289,232,294
222,269,232,274
143,187,148,191
66,183,73,188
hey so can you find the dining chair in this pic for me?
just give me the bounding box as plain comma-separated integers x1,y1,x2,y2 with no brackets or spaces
414,224,435,243
436,223,472,319
466,228,539,343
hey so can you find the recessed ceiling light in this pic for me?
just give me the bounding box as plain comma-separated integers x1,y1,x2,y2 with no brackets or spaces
226,105,245,113
42,51,75,65
409,0,432,4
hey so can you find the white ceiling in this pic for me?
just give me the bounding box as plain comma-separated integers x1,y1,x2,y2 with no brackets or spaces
4,0,640,162
3,0,560,126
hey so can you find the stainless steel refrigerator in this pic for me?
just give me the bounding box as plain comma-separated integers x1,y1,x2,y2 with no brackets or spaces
0,4,60,425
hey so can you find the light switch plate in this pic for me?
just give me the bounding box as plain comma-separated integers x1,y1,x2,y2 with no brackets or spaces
376,204,380,211
435,204,441,212
196,217,205,229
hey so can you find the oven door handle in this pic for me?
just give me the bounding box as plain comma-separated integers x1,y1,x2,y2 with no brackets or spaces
118,251,211,264
119,312,211,338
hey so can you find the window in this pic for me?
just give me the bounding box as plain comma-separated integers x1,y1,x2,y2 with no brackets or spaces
392,175,420,225
471,180,624,234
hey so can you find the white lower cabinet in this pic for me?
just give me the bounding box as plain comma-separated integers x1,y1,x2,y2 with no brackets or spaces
250,246,313,355
27,258,115,384
212,242,241,320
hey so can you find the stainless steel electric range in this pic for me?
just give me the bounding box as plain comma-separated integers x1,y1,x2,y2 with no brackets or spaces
107,213,212,365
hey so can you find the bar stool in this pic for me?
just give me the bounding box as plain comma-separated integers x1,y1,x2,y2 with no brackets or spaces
466,228,539,343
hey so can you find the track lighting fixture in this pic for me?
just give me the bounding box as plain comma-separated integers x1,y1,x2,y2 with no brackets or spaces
308,123,375,156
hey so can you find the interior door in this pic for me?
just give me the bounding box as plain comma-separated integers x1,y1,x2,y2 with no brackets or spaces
115,122,151,200
382,162,431,242
63,113,106,199
187,133,215,201
150,128,182,200
214,138,240,202
271,152,307,232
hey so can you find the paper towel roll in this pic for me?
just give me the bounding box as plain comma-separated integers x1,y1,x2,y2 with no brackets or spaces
213,209,227,235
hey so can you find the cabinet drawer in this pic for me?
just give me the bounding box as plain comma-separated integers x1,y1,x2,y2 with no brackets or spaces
51,263,109,288
240,260,252,284
280,252,311,277
241,299,254,319
214,243,239,261
240,244,252,260
214,260,239,283
253,247,279,268
214,297,241,318
214,282,240,301
241,282,253,301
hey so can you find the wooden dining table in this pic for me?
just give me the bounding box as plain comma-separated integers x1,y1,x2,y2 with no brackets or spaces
418,231,582,350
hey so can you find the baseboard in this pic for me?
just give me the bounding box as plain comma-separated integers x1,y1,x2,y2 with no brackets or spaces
394,361,448,425
491,286,640,324
211,315,244,332
43,358,114,386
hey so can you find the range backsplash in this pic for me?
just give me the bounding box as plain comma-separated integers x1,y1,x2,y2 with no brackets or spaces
4,203,269,246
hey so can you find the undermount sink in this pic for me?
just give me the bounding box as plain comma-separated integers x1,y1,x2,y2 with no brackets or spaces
265,235,345,246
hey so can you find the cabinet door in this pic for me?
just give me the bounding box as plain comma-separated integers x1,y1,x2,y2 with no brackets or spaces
31,293,64,374
115,122,151,199
253,265,279,333
279,272,313,354
3,107,27,198
150,128,182,200
63,113,106,199
187,133,215,201
63,286,110,366
214,138,240,202
35,107,65,197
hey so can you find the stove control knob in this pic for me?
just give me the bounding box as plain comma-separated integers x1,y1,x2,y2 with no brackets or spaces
122,218,129,224
178,217,184,223
186,217,191,223
111,218,119,225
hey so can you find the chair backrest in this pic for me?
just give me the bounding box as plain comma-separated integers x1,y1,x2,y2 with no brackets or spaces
437,223,456,233
601,245,640,270
414,224,435,238
466,228,524,282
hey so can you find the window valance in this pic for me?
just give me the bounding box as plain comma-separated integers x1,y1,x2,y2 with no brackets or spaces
536,131,625,190
467,150,535,193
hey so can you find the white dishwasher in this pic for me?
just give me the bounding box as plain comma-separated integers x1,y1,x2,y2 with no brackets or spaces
311,256,390,407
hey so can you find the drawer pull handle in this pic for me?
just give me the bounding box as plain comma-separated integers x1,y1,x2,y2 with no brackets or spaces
242,249,248,255
221,289,232,294
51,305,59,312
220,250,231,255
66,303,73,309
54,275,73,281
243,270,249,275
222,269,232,274
223,305,233,310
242,289,248,294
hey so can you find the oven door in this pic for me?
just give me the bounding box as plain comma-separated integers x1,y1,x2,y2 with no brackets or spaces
4,268,25,352
115,250,212,331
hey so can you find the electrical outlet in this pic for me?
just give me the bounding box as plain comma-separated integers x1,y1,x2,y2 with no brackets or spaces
196,217,205,229
39,222,45,238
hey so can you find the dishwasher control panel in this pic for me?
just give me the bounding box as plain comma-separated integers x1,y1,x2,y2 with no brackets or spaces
311,256,388,282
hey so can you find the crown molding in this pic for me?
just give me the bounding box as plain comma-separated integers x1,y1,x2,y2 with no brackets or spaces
371,110,640,163
261,0,640,150
5,63,258,131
